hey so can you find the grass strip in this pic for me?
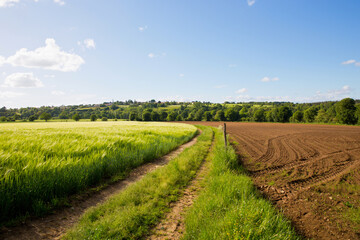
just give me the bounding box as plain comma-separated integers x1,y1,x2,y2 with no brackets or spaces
64,126,213,239
183,127,302,240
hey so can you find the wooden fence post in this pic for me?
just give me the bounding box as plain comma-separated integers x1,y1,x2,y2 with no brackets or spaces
223,123,227,148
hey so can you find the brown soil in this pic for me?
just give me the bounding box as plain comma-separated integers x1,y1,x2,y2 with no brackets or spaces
147,136,213,240
0,135,199,240
184,122,360,240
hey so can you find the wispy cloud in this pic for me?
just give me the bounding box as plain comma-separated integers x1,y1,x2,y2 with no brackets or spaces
342,59,360,67
148,52,166,59
51,90,65,96
261,76,280,82
179,73,185,77
0,0,19,8
54,0,65,6
236,88,248,94
138,26,148,32
247,0,256,6
0,91,24,99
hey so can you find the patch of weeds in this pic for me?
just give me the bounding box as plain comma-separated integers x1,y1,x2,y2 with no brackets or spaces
268,181,275,186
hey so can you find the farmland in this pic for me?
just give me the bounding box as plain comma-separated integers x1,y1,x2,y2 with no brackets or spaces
187,122,360,239
0,122,197,224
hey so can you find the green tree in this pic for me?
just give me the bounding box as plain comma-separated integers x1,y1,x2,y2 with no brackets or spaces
40,112,52,122
151,111,160,121
315,109,328,123
203,111,212,121
0,116,7,122
239,108,248,121
304,106,317,123
194,109,204,121
142,111,152,121
160,111,168,121
129,112,137,121
72,113,80,121
335,98,357,124
225,108,239,121
28,115,37,122
59,111,69,119
292,110,304,122
277,106,292,123
101,117,108,121
90,114,97,121
214,110,225,121
167,111,178,121
253,109,265,122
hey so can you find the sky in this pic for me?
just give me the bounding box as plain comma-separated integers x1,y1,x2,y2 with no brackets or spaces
0,0,359,108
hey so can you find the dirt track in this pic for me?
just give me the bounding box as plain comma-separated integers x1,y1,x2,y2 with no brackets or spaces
185,122,360,240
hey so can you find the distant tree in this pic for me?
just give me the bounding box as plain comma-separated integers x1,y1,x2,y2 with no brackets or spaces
110,104,118,110
292,110,304,122
175,115,183,121
0,116,7,122
142,111,152,121
336,98,357,124
315,109,329,123
203,111,212,121
72,113,80,122
238,108,248,121
39,112,52,122
194,109,204,121
59,111,69,119
167,111,178,121
277,106,292,123
214,110,225,121
304,106,317,123
28,115,37,122
253,109,265,122
129,112,137,121
101,117,108,121
151,111,160,121
13,113,21,120
225,108,239,121
160,111,168,121
90,114,97,121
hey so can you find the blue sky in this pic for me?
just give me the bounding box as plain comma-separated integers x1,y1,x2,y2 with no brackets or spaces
0,0,359,108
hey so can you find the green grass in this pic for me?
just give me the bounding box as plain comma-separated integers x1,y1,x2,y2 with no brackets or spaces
64,126,213,240
0,121,197,224
183,128,301,240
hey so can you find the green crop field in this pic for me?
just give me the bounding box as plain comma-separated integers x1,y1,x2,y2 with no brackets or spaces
0,121,197,223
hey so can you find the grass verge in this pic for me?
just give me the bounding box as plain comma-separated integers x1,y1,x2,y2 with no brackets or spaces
64,126,213,239
183,127,301,240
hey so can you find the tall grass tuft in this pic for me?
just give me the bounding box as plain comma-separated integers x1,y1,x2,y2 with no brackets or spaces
0,122,196,224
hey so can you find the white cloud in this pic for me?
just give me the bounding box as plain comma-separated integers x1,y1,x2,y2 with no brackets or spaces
236,88,248,94
83,39,96,49
54,0,65,6
148,52,166,59
51,90,65,96
214,85,227,89
261,76,279,82
342,59,356,65
179,73,185,77
44,74,55,78
0,91,24,98
6,38,84,72
0,56,5,66
138,26,148,32
314,85,351,100
3,72,43,88
0,0,19,8
247,0,256,6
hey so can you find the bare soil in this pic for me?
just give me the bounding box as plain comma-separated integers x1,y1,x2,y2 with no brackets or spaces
0,135,199,240
184,122,360,240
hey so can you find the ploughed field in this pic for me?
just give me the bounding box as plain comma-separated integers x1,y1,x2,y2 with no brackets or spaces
185,122,360,240
0,122,197,224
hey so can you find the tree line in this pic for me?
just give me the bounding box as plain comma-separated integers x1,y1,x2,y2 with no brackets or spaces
1,98,360,125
